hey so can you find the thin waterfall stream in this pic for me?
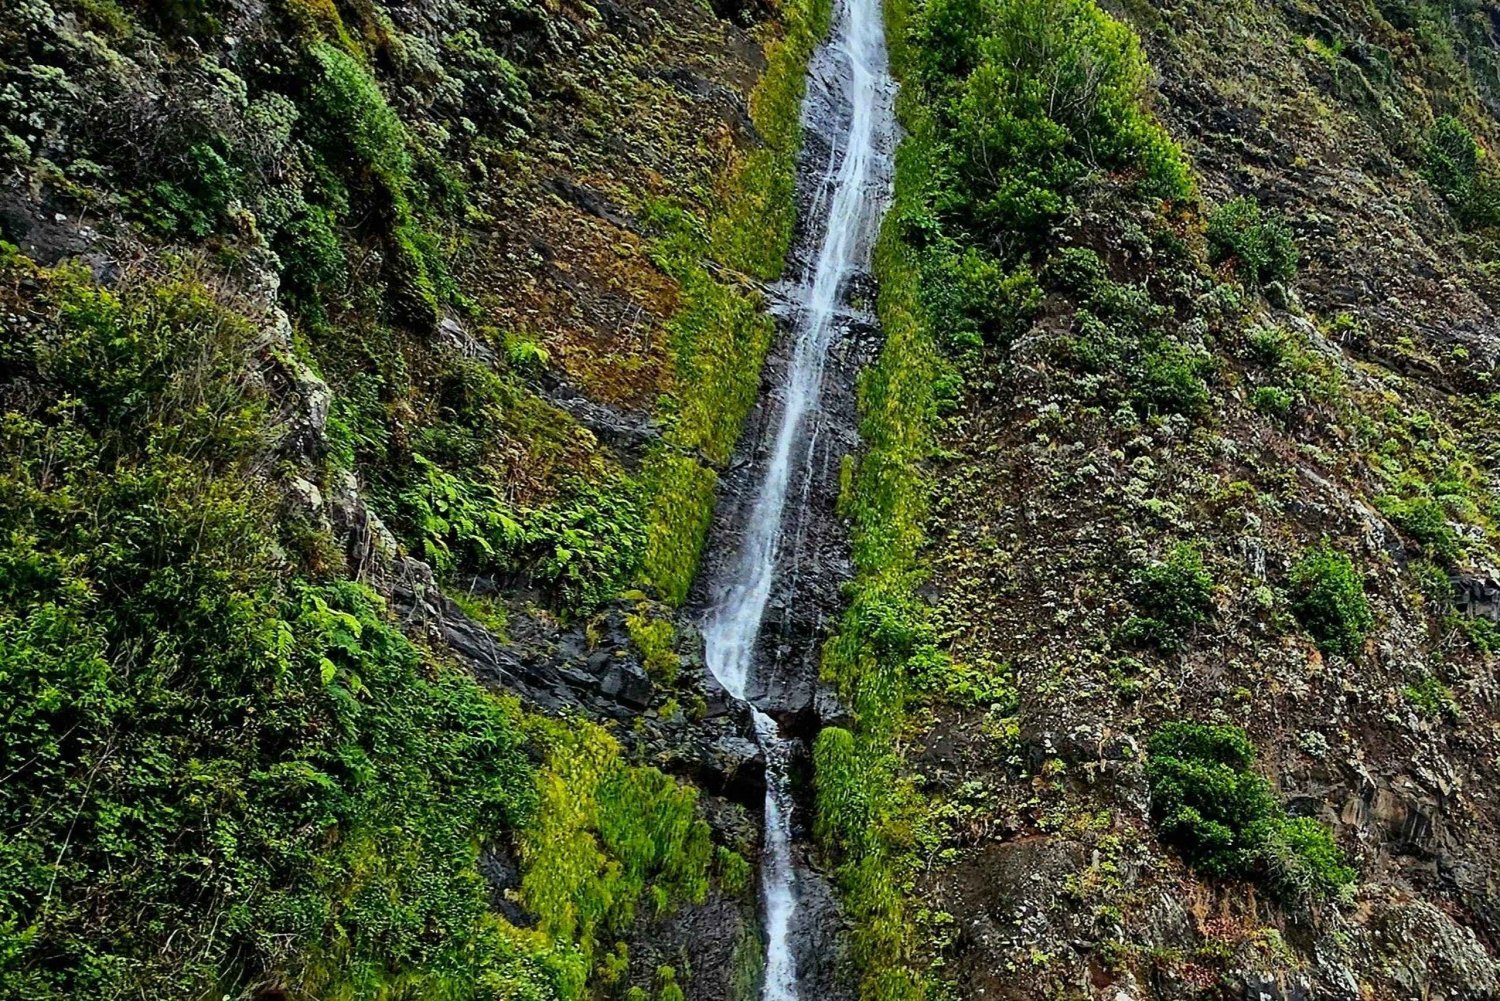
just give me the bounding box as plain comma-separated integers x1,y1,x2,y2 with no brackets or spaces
699,0,896,996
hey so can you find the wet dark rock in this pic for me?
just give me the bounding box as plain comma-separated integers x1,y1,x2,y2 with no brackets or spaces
656,67,759,140
785,864,854,1001
1237,975,1311,1001
478,844,534,928
388,582,770,805
623,890,760,1001
539,377,661,455
1452,571,1500,621
437,316,498,365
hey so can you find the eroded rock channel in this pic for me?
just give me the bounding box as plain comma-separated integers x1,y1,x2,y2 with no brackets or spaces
692,0,897,995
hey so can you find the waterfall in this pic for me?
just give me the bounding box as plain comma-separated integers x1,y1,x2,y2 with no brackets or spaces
699,0,896,995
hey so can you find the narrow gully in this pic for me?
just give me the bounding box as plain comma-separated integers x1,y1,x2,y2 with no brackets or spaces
698,0,897,996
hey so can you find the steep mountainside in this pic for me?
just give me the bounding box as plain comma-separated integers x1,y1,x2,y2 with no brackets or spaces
1,0,822,996
871,0,1500,997
3,0,1500,999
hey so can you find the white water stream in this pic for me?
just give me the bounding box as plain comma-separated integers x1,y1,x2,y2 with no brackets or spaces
700,0,895,996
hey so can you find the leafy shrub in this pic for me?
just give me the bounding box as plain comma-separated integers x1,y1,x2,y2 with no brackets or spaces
919,244,1040,358
917,0,1193,251
1376,493,1460,563
1252,384,1296,419
1244,815,1358,903
274,203,348,316
397,459,643,612
1404,674,1459,720
135,141,244,236
0,254,553,999
1424,115,1500,230
626,611,680,684
520,720,712,972
1206,196,1298,286
1133,339,1210,417
399,453,525,573
1288,544,1372,657
307,41,440,324
1147,723,1355,902
525,482,647,611
1119,544,1214,651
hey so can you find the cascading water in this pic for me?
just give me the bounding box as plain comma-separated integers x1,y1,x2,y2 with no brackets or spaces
699,0,895,996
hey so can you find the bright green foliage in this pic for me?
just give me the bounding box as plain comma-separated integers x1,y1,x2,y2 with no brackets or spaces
1119,544,1215,651
919,247,1041,361
1288,544,1373,657
524,484,648,610
396,457,646,612
1376,493,1461,563
913,0,1193,251
1042,247,1209,418
626,610,681,684
1147,723,1355,902
1135,339,1211,417
1243,815,1358,905
639,451,719,605
1404,674,1460,720
0,249,723,1000
307,41,442,324
137,140,244,236
519,720,712,982
402,453,527,571
715,847,753,897
648,200,778,467
1206,196,1298,286
655,964,686,1001
1251,384,1296,419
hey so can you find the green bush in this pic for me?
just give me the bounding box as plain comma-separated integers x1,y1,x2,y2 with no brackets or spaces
917,0,1193,251
1375,493,1460,563
1251,384,1296,419
0,250,724,1000
0,254,554,999
1288,544,1372,657
396,458,644,613
307,41,441,324
1147,723,1355,902
919,244,1040,359
1133,339,1210,417
1403,674,1459,720
1119,544,1214,651
1424,115,1500,230
525,482,647,611
1206,196,1298,286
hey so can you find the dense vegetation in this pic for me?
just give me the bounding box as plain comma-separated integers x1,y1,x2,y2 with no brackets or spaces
0,245,727,1000
7,0,1500,994
815,0,1205,997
